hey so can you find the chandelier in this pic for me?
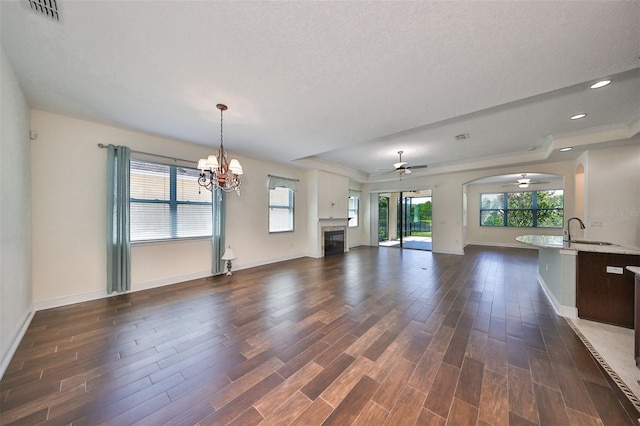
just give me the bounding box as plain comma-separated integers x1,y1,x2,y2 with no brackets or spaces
197,103,243,194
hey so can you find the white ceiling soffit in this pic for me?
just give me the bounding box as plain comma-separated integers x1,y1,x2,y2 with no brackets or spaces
1,1,639,181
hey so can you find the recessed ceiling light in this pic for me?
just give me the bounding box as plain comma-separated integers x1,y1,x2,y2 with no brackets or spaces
570,113,587,120
590,80,611,89
560,147,573,152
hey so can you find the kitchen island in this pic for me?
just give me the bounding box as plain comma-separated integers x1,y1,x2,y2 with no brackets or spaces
516,235,640,323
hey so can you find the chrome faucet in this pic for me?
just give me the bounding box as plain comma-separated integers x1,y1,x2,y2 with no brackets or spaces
565,217,585,242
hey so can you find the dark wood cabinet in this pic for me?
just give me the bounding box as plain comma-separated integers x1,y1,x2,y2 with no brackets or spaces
635,273,640,367
576,252,640,328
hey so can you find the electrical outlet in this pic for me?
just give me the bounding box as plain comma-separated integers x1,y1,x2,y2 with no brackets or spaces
606,266,623,275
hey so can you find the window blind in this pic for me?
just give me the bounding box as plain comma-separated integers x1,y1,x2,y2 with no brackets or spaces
130,160,213,241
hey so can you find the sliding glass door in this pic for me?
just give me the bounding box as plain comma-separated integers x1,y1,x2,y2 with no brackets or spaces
378,190,432,251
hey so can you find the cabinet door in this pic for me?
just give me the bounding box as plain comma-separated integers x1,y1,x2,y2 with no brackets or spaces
576,252,639,328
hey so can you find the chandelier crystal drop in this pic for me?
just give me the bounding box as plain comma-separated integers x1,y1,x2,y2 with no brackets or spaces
197,103,243,195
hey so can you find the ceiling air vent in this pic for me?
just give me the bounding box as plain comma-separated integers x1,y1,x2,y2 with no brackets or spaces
27,0,60,22
454,133,469,141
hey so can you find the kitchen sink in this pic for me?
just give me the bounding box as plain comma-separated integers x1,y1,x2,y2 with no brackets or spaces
570,240,614,245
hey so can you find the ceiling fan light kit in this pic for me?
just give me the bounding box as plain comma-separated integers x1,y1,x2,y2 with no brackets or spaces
392,150,427,176
503,173,550,188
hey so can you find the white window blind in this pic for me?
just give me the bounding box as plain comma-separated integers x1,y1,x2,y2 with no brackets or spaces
268,175,296,233
130,160,213,241
348,190,360,227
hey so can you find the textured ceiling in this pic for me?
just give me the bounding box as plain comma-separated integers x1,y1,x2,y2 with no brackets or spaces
1,1,639,182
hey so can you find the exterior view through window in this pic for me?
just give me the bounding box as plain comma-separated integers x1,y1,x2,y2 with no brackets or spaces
480,190,564,227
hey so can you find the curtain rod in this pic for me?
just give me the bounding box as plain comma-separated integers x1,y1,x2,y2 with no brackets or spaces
268,174,300,182
97,143,196,164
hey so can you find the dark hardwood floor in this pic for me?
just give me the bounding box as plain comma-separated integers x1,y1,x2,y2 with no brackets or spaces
1,245,638,425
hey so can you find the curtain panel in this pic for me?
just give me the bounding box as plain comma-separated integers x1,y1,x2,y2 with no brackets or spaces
211,188,225,275
106,144,131,294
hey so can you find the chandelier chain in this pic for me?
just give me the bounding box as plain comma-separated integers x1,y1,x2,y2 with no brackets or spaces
220,106,224,148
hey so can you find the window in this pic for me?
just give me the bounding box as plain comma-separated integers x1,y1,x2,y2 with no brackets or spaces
348,192,359,227
268,175,297,233
480,190,563,228
130,160,212,241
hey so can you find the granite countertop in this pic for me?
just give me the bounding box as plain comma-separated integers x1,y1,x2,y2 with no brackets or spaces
515,235,640,255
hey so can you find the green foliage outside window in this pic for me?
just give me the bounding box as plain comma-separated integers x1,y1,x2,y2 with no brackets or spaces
480,190,563,228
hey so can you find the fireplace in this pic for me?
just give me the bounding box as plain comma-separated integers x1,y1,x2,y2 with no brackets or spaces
324,229,345,256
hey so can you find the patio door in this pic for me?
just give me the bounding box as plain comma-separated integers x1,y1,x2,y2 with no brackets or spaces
378,190,432,251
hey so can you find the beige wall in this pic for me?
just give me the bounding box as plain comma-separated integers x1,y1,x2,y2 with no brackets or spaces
580,143,640,247
1,47,32,373
29,110,309,308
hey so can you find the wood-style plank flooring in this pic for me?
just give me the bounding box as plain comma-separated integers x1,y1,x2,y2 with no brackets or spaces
1,245,638,425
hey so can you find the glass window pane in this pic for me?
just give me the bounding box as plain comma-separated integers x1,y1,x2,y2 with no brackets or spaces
481,210,504,226
270,187,292,207
269,208,293,232
177,168,211,203
507,192,533,209
537,209,564,227
481,193,503,209
507,209,533,227
177,204,212,237
537,190,564,209
130,161,170,201
130,203,171,241
348,196,358,227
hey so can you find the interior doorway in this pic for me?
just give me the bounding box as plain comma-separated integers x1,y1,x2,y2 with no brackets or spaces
378,189,432,251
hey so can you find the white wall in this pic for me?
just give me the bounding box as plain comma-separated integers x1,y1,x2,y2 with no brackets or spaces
29,110,309,308
0,46,32,374
582,143,640,247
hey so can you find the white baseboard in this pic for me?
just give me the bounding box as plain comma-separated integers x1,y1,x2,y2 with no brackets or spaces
32,270,214,312
236,254,308,268
432,248,465,255
537,273,578,319
465,240,536,249
1,304,35,379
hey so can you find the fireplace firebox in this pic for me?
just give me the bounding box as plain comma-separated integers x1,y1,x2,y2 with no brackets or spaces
324,230,345,256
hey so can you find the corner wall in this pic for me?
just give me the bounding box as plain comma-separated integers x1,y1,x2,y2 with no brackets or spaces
0,46,32,375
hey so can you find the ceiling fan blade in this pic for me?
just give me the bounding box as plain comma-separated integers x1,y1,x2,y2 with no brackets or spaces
407,164,428,170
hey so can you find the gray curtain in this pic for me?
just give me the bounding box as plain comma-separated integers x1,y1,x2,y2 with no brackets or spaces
107,144,131,293
212,188,225,274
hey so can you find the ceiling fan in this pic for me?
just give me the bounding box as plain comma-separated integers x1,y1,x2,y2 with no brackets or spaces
392,151,428,175
502,173,549,189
